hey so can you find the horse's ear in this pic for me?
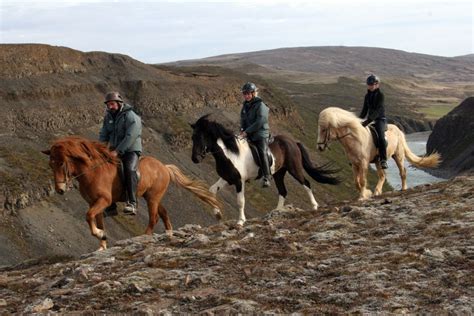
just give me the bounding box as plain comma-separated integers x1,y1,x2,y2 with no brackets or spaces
189,123,196,129
41,149,51,156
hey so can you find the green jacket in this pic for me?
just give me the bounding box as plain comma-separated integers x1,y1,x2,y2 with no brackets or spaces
240,97,270,141
99,103,142,155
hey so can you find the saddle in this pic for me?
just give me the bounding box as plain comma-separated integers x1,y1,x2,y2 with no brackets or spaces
248,140,274,179
368,124,388,163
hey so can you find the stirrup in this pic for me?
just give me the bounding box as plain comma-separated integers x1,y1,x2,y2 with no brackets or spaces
123,203,137,215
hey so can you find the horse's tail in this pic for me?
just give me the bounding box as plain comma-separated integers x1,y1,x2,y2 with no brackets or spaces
399,132,441,168
297,143,341,185
165,164,221,210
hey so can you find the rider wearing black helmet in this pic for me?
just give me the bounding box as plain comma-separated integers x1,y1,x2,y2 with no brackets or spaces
239,82,272,187
359,75,388,169
100,91,143,215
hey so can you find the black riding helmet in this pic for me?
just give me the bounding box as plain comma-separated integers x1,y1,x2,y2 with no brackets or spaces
241,82,257,93
366,75,380,85
104,91,124,104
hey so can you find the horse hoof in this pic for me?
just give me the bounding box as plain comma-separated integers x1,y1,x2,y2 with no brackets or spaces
97,246,106,251
312,204,319,211
215,212,222,221
165,230,173,237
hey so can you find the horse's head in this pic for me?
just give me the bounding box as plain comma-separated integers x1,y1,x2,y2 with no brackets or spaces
317,124,332,151
42,144,73,195
190,115,214,163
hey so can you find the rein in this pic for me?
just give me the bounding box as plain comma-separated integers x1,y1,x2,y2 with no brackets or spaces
56,159,110,189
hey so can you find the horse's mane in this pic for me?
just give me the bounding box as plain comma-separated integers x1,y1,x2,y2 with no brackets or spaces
319,107,366,140
51,136,119,165
194,114,239,154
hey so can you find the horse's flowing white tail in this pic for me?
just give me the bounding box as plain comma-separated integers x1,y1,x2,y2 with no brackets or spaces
400,133,441,168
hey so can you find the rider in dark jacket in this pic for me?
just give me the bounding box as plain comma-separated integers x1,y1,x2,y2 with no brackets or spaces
360,74,388,169
100,91,142,215
239,82,272,187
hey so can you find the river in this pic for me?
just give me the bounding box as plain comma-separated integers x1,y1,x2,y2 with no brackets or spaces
372,131,444,189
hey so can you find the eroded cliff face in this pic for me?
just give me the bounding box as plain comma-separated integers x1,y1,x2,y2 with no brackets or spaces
0,44,315,266
0,176,472,314
426,97,474,178
0,44,302,214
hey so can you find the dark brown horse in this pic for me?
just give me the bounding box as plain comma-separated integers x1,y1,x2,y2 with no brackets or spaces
42,136,220,250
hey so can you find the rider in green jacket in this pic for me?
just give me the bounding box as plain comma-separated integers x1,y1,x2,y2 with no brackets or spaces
239,82,272,187
100,92,142,215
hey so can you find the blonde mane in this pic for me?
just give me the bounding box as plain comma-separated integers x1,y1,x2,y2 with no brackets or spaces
318,107,365,141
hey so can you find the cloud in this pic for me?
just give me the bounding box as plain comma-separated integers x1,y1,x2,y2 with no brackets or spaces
1,0,472,62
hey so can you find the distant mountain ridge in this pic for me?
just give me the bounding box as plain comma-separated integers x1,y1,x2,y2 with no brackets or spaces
169,46,474,82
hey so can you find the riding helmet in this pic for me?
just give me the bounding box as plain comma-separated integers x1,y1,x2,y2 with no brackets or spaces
366,75,380,85
241,82,257,93
104,91,124,104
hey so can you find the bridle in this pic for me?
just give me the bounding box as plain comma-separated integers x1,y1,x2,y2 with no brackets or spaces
317,127,351,150
54,159,108,190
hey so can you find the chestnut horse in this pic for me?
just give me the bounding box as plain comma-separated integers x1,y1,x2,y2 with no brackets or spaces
42,136,220,250
317,107,441,200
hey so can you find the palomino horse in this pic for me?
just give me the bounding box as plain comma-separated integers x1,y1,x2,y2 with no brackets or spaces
42,136,220,250
317,107,440,200
190,114,340,226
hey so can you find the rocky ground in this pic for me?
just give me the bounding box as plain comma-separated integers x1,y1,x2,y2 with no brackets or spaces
0,176,472,314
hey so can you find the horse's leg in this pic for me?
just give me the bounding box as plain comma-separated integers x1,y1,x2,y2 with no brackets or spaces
374,164,386,196
86,197,110,250
352,163,371,200
209,178,228,220
143,190,166,236
358,164,372,200
288,168,319,210
158,204,173,237
273,168,287,210
236,181,246,227
95,213,107,251
393,154,407,190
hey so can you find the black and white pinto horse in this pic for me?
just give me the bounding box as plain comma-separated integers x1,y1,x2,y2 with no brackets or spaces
191,115,340,226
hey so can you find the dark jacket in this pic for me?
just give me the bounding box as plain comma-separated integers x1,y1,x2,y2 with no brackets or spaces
99,103,142,155
240,97,270,141
359,88,386,122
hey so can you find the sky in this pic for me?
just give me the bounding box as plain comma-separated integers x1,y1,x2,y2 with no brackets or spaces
1,0,472,63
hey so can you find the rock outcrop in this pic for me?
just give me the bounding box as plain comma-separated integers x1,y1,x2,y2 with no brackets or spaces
426,97,474,177
0,176,472,314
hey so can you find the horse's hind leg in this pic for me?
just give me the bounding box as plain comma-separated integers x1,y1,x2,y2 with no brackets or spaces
144,191,165,235
393,154,407,190
158,204,173,237
273,168,287,210
288,169,319,210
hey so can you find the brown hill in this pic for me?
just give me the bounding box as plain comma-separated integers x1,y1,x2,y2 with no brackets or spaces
0,175,472,313
169,46,474,133
171,46,474,82
426,97,474,177
0,44,350,266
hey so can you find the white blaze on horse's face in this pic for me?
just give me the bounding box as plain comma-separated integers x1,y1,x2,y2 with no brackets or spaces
48,157,69,194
